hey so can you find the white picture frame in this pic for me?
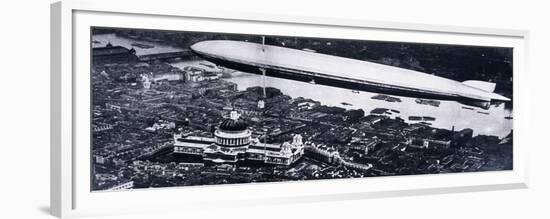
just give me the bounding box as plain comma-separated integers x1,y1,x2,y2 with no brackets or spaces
51,0,530,218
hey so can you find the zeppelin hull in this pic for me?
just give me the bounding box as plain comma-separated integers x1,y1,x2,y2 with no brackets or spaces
190,40,510,109
198,53,479,102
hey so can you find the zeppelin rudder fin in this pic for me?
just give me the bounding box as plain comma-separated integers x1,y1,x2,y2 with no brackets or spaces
462,80,496,93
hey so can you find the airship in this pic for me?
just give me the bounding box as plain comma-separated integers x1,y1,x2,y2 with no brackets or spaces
190,40,510,109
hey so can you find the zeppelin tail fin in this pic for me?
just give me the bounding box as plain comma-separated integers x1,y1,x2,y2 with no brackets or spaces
462,80,496,93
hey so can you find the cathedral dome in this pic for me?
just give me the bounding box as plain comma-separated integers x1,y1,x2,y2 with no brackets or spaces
219,119,248,132
214,111,251,148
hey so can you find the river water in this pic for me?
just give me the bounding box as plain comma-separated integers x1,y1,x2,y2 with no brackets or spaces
92,34,513,138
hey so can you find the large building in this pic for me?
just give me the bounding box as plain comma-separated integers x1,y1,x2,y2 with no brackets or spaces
173,111,304,166
92,43,138,64
406,137,451,150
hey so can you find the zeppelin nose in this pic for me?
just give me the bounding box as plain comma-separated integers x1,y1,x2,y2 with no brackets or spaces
190,41,210,54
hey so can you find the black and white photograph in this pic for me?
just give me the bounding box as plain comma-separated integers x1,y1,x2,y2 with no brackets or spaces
90,27,513,191
9,0,550,218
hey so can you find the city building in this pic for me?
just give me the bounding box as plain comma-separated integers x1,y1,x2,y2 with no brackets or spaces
349,137,379,155
153,72,185,82
92,123,113,132
93,43,138,64
305,143,340,163
104,181,134,191
182,66,221,82
173,111,305,166
452,128,474,147
407,137,451,149
93,173,134,191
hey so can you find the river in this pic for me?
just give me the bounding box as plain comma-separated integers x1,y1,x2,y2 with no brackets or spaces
92,34,513,138
223,71,513,138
